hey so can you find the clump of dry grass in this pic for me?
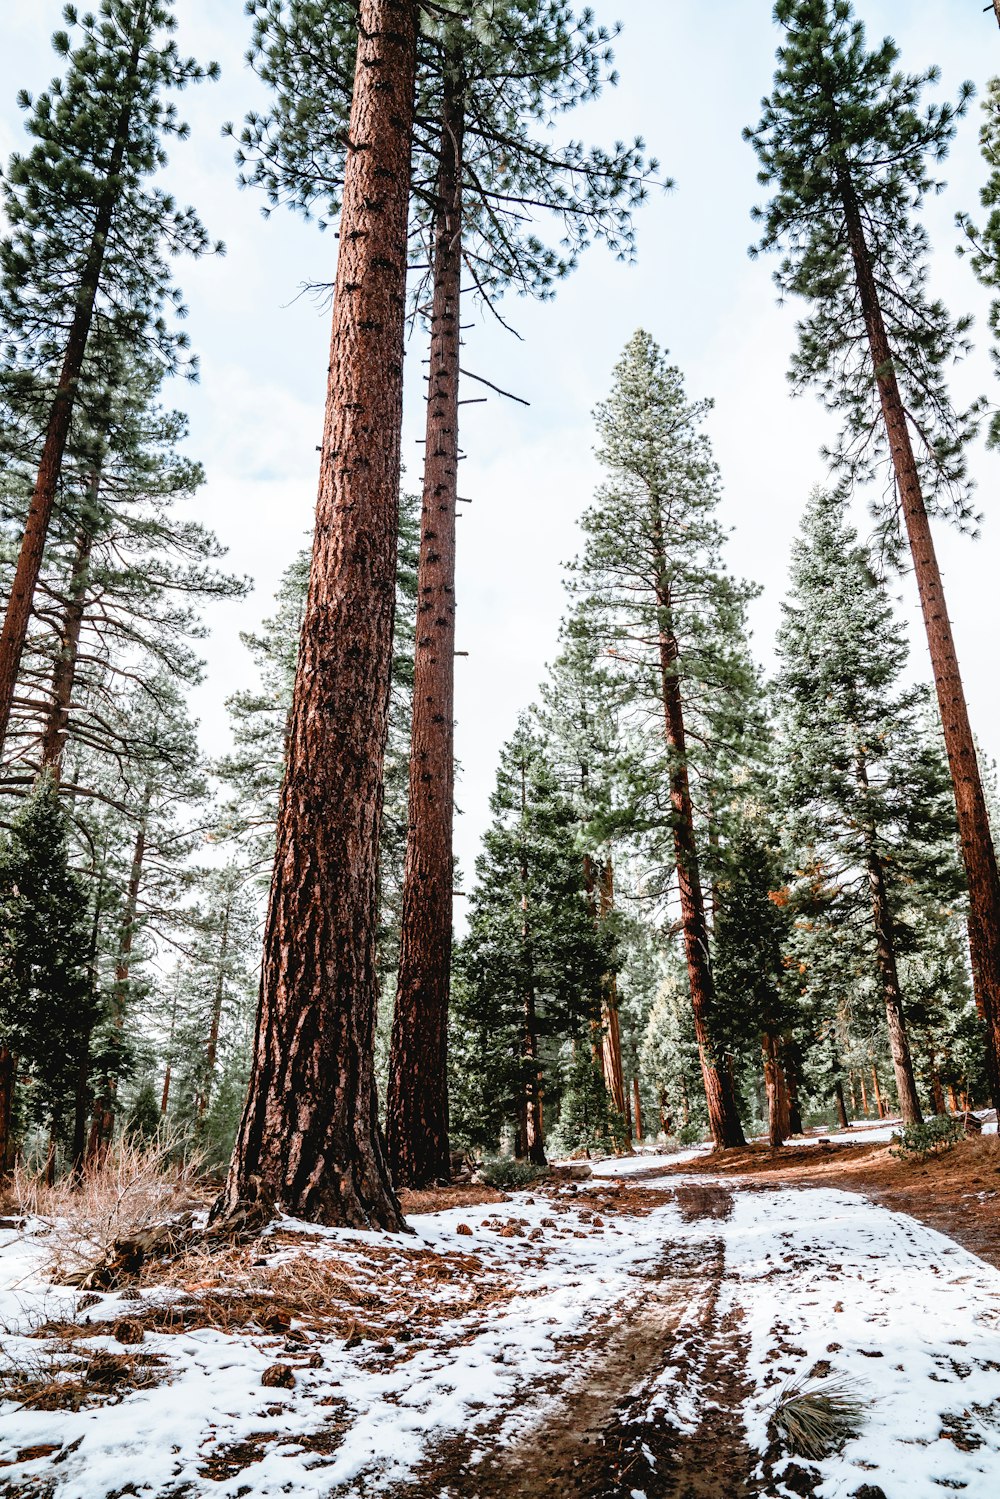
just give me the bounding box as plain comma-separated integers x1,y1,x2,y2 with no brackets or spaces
13,1135,207,1283
771,1376,867,1459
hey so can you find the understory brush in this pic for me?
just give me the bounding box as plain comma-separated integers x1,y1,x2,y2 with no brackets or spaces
771,1376,867,1459
12,1136,206,1282
891,1115,965,1161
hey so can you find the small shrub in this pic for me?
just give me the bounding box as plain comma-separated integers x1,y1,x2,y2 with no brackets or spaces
771,1377,866,1459
477,1158,549,1190
14,1133,205,1282
677,1123,705,1147
890,1114,964,1161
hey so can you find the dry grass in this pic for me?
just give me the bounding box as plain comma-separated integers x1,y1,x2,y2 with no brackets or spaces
12,1137,208,1283
770,1377,867,1459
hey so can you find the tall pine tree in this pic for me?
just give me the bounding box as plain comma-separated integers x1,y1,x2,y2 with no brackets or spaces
747,0,1000,1108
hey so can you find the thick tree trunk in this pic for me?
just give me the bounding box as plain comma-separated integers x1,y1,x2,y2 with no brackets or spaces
762,1030,789,1147
834,1079,849,1130
653,582,744,1148
41,512,95,774
386,68,464,1189
865,840,923,1126
0,30,144,749
219,1,417,1230
0,1046,15,1174
842,176,1000,1110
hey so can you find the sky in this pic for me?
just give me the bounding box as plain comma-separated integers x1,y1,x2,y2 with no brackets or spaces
2,0,1000,915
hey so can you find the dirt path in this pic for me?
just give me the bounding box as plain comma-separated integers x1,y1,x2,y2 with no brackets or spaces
385,1185,763,1499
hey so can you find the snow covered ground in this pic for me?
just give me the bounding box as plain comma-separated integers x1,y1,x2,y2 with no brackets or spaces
2,1168,1000,1497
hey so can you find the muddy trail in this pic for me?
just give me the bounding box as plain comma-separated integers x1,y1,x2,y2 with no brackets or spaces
384,1184,769,1499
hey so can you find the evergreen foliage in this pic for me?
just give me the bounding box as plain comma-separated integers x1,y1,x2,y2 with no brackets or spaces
0,776,93,1144
746,0,980,539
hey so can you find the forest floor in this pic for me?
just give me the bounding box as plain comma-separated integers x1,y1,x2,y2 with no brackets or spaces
1,1129,1000,1499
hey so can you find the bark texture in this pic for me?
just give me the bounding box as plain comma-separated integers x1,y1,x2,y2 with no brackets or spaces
652,540,744,1148
219,1,418,1230
841,174,1000,1110
598,858,629,1125
866,844,923,1125
41,518,95,773
0,34,143,749
386,67,464,1188
0,1046,14,1174
834,1079,850,1130
762,1031,789,1147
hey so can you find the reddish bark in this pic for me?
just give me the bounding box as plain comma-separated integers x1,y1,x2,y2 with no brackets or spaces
871,1066,886,1120
387,65,464,1188
218,1,418,1230
841,173,1000,1110
41,514,95,774
834,1079,850,1130
762,1030,789,1147
631,1076,644,1143
598,858,629,1126
652,549,745,1148
866,845,923,1125
0,33,144,749
197,891,232,1121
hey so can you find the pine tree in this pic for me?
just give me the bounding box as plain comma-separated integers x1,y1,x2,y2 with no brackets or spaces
712,788,795,1147
570,331,757,1148
456,718,614,1163
0,0,221,745
0,776,92,1171
218,0,419,1230
746,0,1000,1108
773,490,966,1126
240,2,658,1189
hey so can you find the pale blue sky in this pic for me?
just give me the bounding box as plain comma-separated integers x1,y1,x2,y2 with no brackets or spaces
2,1,999,897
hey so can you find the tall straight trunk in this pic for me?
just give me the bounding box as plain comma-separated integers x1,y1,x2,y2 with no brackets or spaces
387,66,464,1188
0,1046,15,1174
631,1076,644,1143
197,894,231,1120
865,841,923,1125
651,541,744,1148
762,1030,789,1147
74,835,109,1173
598,857,629,1122
871,1066,886,1119
841,173,1000,1110
219,2,417,1231
41,503,96,773
516,759,545,1165
0,25,145,748
993,0,1000,29
860,1068,870,1116
160,983,180,1116
87,788,149,1162
930,1062,946,1116
834,1079,850,1130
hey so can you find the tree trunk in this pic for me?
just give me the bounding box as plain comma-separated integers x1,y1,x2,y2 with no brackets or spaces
598,857,629,1125
849,1073,858,1115
834,1079,849,1130
860,1068,870,1116
651,541,744,1148
762,1030,789,1147
198,892,232,1121
632,1076,644,1143
519,986,546,1166
993,0,1000,29
864,837,923,1126
219,1,418,1231
386,65,464,1189
841,173,1000,1110
930,1063,946,1116
41,509,96,774
0,27,145,749
871,1066,886,1119
0,1046,15,1174
88,788,149,1163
